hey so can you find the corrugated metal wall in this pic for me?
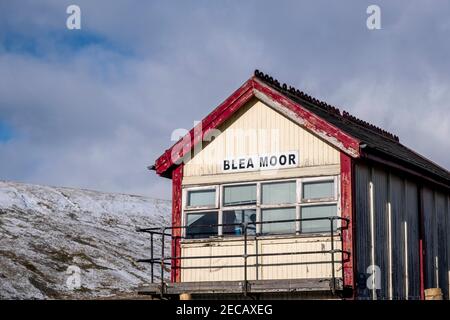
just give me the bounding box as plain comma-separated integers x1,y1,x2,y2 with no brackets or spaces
405,180,420,297
436,192,449,297
355,163,372,297
355,162,449,299
372,167,389,299
390,174,406,298
422,187,435,289
422,187,449,297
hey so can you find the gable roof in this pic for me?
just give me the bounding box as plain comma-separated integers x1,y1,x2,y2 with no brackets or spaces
253,70,450,187
154,70,450,188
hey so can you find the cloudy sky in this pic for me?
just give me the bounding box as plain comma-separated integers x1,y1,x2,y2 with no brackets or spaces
0,1,449,200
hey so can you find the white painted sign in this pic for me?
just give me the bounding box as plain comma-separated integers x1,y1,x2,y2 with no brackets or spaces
222,151,298,173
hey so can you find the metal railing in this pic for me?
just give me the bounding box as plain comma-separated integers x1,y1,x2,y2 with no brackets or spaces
137,216,350,297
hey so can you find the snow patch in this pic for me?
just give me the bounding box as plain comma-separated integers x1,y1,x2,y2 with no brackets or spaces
0,181,171,299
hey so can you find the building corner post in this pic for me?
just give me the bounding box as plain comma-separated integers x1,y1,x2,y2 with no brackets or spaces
171,165,183,283
340,153,356,297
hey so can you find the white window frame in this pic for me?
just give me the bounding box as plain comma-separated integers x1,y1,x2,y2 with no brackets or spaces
184,210,220,239
300,176,338,203
299,175,340,233
221,182,258,235
182,175,341,240
222,181,258,207
183,185,219,210
259,179,297,235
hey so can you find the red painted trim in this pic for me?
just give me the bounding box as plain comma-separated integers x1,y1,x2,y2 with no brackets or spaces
171,165,183,282
154,77,361,177
418,186,425,300
155,79,254,177
252,79,360,157
340,153,356,293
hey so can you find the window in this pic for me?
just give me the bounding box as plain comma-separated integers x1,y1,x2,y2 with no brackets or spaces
186,188,217,208
300,178,338,233
261,207,296,234
301,204,337,233
223,184,256,206
262,181,296,204
302,180,334,201
260,181,297,234
223,209,256,236
186,212,218,239
183,176,339,239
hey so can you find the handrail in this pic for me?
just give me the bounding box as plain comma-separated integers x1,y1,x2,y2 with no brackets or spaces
137,216,350,297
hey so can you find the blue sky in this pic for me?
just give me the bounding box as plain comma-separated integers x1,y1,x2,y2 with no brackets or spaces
0,121,13,142
0,1,449,199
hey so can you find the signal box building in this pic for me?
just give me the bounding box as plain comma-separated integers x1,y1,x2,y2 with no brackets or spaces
144,70,450,300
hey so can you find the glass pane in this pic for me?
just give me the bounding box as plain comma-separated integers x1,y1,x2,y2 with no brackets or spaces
223,209,257,236
301,204,337,233
223,184,256,206
302,180,334,200
187,189,216,207
262,181,296,205
186,212,218,239
261,207,296,234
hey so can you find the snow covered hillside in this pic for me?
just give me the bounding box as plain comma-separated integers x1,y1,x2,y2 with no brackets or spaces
0,181,171,299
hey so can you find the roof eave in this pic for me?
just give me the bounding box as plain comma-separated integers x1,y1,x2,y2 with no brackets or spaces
361,147,450,190
154,76,362,178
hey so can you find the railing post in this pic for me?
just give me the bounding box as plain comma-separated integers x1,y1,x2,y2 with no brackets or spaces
330,217,336,295
160,227,165,298
341,218,347,295
255,236,259,281
150,232,154,283
243,222,248,296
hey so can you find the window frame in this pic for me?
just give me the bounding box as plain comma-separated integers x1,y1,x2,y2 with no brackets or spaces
222,208,257,236
259,179,297,234
185,210,220,239
299,176,340,233
182,175,340,240
300,176,338,203
183,185,219,210
222,182,258,207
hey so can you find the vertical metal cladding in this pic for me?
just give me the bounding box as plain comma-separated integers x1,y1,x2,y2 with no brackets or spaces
372,167,389,299
355,163,372,299
422,187,436,289
405,180,420,299
421,188,449,299
389,174,406,299
436,192,449,298
448,194,450,297
447,195,450,297
355,162,425,300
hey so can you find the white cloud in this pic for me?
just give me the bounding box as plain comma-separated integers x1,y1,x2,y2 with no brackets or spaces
0,0,449,199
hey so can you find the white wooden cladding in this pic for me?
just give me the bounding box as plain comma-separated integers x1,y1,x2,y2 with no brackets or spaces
179,98,343,283
183,164,340,186
180,236,342,282
183,99,340,178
